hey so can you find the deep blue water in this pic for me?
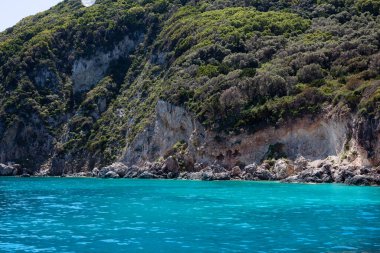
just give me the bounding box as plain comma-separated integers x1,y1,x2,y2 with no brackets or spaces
0,178,380,252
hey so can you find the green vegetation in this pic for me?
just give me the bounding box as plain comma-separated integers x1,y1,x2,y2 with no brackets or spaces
0,0,379,170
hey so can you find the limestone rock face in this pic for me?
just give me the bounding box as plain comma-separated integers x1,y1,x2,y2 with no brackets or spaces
49,99,378,186
122,100,378,172
72,34,144,94
122,100,206,167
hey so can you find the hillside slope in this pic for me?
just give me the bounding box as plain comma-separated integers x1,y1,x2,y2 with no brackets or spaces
0,0,379,179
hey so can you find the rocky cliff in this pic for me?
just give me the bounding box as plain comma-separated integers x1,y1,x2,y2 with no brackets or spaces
122,100,378,169
0,0,379,184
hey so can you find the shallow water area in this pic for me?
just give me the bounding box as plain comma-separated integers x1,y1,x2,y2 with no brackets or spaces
1,178,379,252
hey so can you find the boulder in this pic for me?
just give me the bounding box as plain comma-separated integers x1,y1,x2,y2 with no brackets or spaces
294,156,309,172
178,172,188,179
98,167,111,178
98,162,129,178
104,171,120,179
148,162,163,174
243,163,257,174
124,165,141,178
213,172,231,180
73,172,90,177
343,167,380,185
162,156,179,174
253,168,274,180
201,169,214,181
346,175,380,186
92,167,100,177
231,166,242,178
273,159,294,180
187,172,203,180
138,171,158,179
242,173,254,180
167,172,178,179
332,165,356,183
283,163,333,183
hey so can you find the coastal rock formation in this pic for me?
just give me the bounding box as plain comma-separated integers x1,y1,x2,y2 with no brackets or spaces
96,155,380,185
0,163,20,176
0,0,379,185
121,100,377,168
98,162,129,178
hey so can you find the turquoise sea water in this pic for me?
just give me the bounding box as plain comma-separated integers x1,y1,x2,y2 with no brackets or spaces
1,178,380,252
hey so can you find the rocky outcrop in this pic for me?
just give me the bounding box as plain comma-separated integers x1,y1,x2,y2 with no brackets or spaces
282,157,380,185
0,163,21,176
273,159,295,180
121,100,377,172
121,100,206,166
97,162,129,178
94,155,380,186
72,34,144,93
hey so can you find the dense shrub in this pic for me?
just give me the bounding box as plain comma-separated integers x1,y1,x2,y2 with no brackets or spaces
297,64,325,84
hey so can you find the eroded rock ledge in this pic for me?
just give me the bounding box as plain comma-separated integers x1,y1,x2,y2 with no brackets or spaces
91,156,380,186
1,157,379,186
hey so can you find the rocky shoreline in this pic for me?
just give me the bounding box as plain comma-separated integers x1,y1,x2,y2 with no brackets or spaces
92,156,380,186
3,156,378,186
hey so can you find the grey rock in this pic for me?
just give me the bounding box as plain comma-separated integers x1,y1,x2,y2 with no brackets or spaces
201,169,214,181
0,163,17,176
346,175,380,186
104,171,120,178
162,157,179,178
98,168,111,178
178,172,188,179
187,172,203,180
231,166,242,178
294,156,309,172
167,171,178,179
92,167,100,177
210,163,227,173
73,172,90,177
332,165,356,183
124,165,141,178
253,168,274,180
213,172,231,180
98,162,129,178
138,171,158,179
283,163,333,183
273,159,294,180
194,163,207,172
243,163,257,174
242,172,254,180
